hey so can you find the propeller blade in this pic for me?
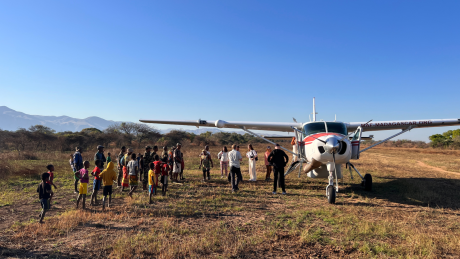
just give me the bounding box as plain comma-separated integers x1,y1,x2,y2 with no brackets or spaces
310,135,327,144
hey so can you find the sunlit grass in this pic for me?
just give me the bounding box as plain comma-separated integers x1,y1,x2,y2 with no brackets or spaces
2,145,460,257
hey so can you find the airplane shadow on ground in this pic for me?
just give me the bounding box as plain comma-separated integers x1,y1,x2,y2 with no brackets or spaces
0,246,81,258
340,177,460,210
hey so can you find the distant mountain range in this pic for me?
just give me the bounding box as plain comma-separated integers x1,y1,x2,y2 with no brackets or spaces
0,106,246,135
0,106,119,132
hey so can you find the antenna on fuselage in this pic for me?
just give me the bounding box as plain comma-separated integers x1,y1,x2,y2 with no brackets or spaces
312,97,318,122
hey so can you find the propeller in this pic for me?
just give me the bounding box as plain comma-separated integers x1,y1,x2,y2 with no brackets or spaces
310,135,327,144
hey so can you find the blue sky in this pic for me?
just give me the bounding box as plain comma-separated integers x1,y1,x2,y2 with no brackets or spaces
0,1,459,140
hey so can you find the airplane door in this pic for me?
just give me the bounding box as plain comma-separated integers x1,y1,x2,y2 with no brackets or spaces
351,126,362,160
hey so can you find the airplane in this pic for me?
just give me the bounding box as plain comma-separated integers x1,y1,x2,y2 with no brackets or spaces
139,98,460,204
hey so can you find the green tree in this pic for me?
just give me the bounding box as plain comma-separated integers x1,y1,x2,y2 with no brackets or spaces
453,129,460,138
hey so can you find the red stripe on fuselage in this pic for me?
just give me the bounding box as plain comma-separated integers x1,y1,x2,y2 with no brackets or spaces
303,133,344,145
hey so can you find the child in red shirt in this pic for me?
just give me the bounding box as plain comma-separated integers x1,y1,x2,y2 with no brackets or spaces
90,160,102,206
161,159,169,196
153,157,162,189
46,164,58,189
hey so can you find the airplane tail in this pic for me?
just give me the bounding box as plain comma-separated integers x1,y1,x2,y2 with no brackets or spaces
312,97,316,122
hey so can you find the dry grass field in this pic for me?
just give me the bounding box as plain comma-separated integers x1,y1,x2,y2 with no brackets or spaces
0,143,460,258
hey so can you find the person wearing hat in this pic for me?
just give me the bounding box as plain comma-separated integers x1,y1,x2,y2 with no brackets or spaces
142,146,154,190
268,144,289,195
116,146,126,187
73,147,84,193
199,148,213,181
264,146,273,181
172,143,182,182
94,145,106,172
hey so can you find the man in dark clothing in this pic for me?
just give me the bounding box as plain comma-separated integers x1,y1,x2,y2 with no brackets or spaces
94,145,106,171
268,144,289,194
143,146,153,190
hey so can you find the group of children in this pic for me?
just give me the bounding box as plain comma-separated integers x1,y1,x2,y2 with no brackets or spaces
37,145,186,223
74,159,118,210
72,156,169,210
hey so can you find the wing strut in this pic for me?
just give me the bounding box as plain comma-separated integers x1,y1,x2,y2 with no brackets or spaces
239,127,299,157
359,126,413,153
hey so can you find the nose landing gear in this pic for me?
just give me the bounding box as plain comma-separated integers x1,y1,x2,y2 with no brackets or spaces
326,156,339,204
326,185,336,204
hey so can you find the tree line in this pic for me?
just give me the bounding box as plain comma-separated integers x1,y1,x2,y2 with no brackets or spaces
0,123,268,154
429,129,460,148
1,124,458,153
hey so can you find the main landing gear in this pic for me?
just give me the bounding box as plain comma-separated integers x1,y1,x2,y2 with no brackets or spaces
348,162,373,192
362,173,372,191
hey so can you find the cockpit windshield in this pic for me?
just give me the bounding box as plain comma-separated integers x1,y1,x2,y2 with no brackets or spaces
303,122,326,136
326,122,347,135
302,122,347,136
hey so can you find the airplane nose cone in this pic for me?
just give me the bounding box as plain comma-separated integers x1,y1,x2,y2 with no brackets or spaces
324,138,340,154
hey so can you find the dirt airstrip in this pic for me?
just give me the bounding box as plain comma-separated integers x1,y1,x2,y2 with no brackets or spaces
0,145,459,258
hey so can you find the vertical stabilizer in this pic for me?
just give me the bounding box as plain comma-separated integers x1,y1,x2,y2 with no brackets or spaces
312,98,317,122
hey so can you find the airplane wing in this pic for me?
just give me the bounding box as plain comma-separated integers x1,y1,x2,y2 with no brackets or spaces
346,119,460,132
140,118,459,133
139,119,301,132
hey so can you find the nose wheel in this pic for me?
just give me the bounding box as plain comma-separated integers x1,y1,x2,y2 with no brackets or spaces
326,185,336,204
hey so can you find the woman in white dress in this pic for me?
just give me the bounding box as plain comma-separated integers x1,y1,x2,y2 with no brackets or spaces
217,146,229,178
246,144,258,181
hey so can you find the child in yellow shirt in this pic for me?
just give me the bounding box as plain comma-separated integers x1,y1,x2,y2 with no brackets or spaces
99,162,117,211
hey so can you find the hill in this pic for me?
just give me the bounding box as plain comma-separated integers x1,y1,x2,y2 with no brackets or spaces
0,106,119,132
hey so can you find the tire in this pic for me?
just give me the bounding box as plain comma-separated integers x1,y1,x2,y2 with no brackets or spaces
363,174,372,191
327,185,336,204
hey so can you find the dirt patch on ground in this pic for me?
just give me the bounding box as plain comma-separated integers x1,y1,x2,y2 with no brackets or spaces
417,161,459,175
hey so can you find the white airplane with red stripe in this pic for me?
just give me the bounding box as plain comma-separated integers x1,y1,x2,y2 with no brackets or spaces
140,98,460,204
